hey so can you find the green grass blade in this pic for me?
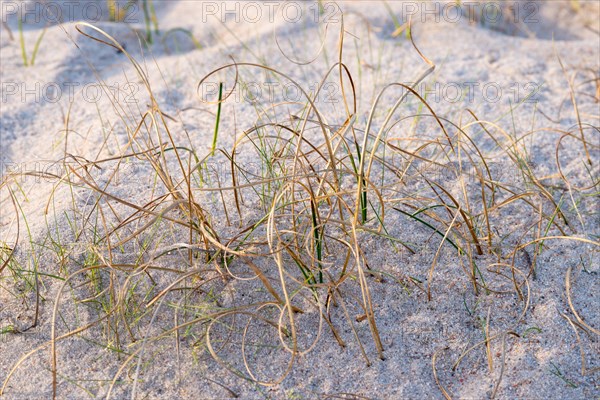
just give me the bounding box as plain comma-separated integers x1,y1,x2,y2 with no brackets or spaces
29,27,47,66
393,207,462,253
18,18,28,67
211,82,223,156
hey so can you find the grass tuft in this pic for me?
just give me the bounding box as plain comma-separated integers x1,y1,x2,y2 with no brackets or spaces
1,7,599,398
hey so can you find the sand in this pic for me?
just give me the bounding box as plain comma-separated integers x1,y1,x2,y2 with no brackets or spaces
1,1,599,399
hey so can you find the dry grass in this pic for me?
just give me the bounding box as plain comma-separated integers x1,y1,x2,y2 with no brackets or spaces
0,10,598,399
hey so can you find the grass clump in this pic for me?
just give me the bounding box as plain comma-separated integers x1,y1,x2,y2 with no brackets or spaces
0,10,599,399
17,16,46,67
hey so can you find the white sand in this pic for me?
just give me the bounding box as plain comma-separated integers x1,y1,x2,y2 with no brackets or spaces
1,1,599,398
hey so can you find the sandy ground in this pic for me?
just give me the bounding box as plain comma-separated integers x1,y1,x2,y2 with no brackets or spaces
1,1,599,399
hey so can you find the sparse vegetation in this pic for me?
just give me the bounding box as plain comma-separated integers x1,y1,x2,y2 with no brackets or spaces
1,2,598,398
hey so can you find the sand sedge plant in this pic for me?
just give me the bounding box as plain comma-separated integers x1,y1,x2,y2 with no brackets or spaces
141,0,159,44
2,184,43,331
108,0,158,43
17,17,47,67
106,0,141,23
107,0,121,22
0,22,223,396
1,9,599,399
382,0,410,38
549,361,578,388
210,82,224,156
